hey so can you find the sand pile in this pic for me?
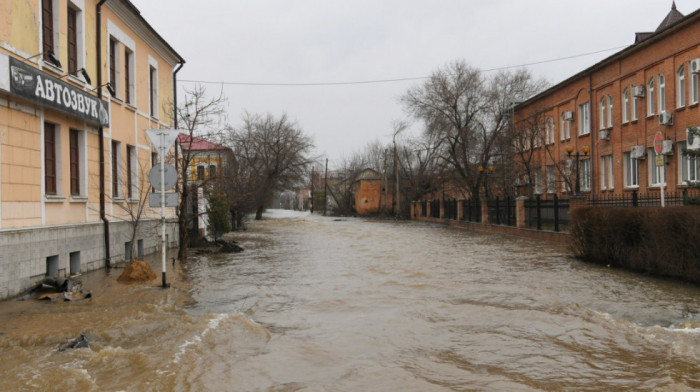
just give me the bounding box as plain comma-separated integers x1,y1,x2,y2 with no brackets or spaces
117,260,157,283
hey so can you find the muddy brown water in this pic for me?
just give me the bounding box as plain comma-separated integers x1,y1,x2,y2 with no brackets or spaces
0,210,698,391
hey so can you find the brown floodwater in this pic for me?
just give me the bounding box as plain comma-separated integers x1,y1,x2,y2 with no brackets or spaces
0,209,698,391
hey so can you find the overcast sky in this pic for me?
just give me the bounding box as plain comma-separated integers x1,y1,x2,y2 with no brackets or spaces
134,0,699,165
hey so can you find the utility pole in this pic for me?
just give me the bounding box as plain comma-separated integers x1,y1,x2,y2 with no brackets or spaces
394,133,399,217
310,168,314,213
323,158,328,216
383,149,388,214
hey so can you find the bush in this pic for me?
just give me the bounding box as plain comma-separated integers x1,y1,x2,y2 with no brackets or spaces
570,206,700,284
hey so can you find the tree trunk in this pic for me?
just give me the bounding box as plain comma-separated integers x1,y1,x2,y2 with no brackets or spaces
255,205,264,220
178,183,189,261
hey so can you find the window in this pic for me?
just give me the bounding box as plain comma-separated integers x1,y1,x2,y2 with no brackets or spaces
124,48,134,104
679,141,699,184
560,112,571,140
578,102,590,136
632,90,639,121
599,97,606,130
69,129,80,195
600,155,614,190
677,66,686,108
41,0,55,57
546,165,556,193
545,117,555,145
209,164,217,179
45,122,57,195
561,160,573,193
149,65,158,118
692,68,699,104
647,78,655,116
607,95,613,128
622,88,629,123
126,145,136,199
649,148,666,186
624,151,639,188
109,38,118,94
112,141,120,198
533,169,543,195
196,165,205,181
67,7,77,74
580,159,591,191
658,74,666,113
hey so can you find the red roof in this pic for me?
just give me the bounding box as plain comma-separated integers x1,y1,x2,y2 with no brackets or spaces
177,134,228,151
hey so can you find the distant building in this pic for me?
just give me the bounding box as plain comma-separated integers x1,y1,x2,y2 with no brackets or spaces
177,134,232,240
513,3,699,198
0,0,184,299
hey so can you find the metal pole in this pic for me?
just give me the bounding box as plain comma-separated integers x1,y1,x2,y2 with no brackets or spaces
323,158,328,216
394,134,399,216
160,134,167,288
660,155,666,208
575,153,581,196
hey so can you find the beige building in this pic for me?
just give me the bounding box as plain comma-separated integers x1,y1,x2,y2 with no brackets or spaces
0,0,184,299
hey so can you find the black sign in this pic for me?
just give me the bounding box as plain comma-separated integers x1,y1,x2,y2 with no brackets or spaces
9,57,109,126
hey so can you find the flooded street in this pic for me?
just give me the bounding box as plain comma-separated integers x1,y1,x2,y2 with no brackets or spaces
0,209,698,391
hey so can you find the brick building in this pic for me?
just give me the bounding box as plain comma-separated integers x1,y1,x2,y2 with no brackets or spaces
513,3,700,198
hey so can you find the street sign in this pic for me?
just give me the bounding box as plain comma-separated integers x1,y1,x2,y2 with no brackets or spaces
146,129,179,151
654,131,664,155
148,163,177,191
149,192,178,207
656,155,665,167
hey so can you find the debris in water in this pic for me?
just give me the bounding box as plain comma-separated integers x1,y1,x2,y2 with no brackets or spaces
57,333,90,351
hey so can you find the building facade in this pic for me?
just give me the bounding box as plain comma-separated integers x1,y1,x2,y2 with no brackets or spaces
513,4,700,199
0,0,184,299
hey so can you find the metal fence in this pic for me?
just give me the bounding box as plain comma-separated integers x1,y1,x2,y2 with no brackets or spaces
444,199,458,220
487,197,516,227
430,200,441,218
421,201,428,217
461,199,481,222
524,195,570,232
588,189,700,207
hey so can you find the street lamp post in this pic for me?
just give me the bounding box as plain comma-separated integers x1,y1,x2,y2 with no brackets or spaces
478,166,495,199
566,145,589,196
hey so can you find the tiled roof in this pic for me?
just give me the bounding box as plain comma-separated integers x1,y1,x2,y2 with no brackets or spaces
177,134,229,151
655,1,684,32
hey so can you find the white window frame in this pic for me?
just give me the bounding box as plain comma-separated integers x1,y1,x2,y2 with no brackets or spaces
560,112,571,141
545,117,555,145
40,0,61,68
678,141,698,184
599,97,606,130
580,159,591,191
67,0,86,79
69,128,87,198
546,165,556,194
677,65,686,108
647,77,655,116
43,121,63,196
632,91,639,121
624,152,639,188
533,168,543,195
658,74,666,113
692,70,699,105
622,88,629,123
107,20,136,102
148,55,159,119
600,155,614,190
607,95,613,128
561,159,573,193
578,102,590,136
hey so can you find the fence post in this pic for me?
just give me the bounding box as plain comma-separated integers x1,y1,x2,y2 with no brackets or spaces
516,196,527,228
553,194,559,232
506,197,512,226
457,199,463,220
632,190,638,207
481,199,490,224
536,195,542,230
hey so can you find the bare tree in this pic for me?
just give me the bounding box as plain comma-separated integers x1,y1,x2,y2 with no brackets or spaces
226,112,315,220
401,60,547,198
171,85,228,260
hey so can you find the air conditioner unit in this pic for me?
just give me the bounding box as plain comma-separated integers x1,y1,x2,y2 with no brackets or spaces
598,129,610,141
658,112,673,126
690,58,700,74
563,111,574,121
632,85,645,98
630,145,646,159
687,127,700,150
661,140,674,155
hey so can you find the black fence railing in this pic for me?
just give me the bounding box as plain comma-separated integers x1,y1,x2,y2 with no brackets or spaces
421,201,428,217
461,199,481,222
444,199,458,220
524,195,570,232
487,197,516,227
430,200,440,218
588,189,700,207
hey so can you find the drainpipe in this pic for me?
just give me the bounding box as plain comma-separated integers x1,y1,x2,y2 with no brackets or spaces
173,61,184,128
97,0,110,268
589,73,595,193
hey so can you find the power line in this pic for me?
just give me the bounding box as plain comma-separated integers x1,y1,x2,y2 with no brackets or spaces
178,45,629,87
